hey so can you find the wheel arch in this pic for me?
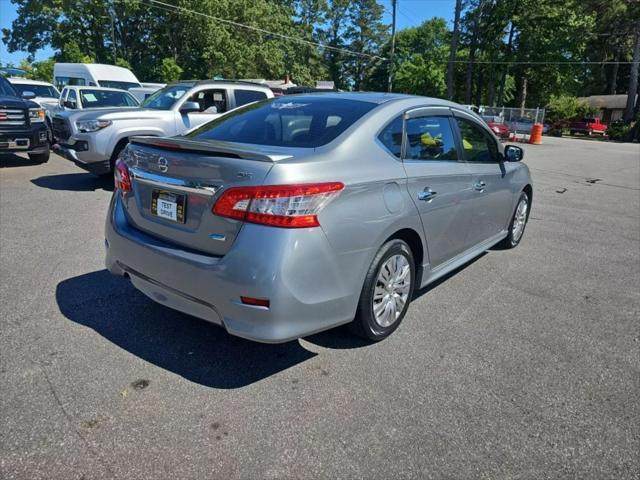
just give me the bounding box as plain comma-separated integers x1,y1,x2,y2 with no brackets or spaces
384,227,425,283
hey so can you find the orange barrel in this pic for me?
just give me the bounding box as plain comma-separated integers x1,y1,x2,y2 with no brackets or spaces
529,123,543,144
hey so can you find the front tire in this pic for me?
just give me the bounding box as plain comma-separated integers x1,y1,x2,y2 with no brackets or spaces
28,149,50,164
497,191,529,249
350,239,415,341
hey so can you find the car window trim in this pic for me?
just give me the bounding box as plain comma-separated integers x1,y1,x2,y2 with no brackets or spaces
401,107,461,163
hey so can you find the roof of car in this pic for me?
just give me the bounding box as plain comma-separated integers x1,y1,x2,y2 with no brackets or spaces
7,77,55,86
273,91,464,107
62,86,131,93
169,79,273,89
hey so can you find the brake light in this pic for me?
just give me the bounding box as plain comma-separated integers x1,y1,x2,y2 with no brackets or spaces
114,159,132,193
213,182,344,228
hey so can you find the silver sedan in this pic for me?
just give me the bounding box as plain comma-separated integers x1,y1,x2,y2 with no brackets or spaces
105,92,532,343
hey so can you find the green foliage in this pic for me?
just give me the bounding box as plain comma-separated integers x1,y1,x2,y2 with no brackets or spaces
607,120,632,141
2,0,639,109
115,57,131,70
156,58,183,83
546,95,594,123
30,58,54,82
366,19,449,96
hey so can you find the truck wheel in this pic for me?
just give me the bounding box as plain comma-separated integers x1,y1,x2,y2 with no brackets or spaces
28,149,50,164
100,140,128,177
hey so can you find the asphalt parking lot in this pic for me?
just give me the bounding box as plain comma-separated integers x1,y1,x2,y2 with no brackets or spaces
1,136,639,479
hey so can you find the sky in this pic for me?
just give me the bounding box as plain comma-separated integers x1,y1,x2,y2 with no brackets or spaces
0,0,456,66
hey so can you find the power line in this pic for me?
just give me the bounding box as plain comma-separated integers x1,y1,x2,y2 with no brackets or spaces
131,0,388,61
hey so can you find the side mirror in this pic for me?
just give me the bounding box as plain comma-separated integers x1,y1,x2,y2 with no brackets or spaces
179,101,201,114
22,91,36,100
64,100,77,109
504,144,524,162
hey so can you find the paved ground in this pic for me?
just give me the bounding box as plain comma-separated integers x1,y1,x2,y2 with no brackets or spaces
1,137,638,479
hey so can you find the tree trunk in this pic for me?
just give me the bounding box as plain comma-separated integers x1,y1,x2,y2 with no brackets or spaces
518,76,527,115
475,67,484,107
624,22,640,122
609,49,619,95
487,67,496,106
465,2,484,105
446,0,463,101
497,14,517,107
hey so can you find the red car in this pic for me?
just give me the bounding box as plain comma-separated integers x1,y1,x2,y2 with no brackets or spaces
487,121,510,139
569,117,607,136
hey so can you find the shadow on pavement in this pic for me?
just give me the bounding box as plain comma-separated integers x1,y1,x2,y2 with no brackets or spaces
411,252,486,302
32,173,114,192
56,269,316,389
0,153,42,168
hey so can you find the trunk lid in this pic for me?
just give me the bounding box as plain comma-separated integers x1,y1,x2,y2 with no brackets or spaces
121,136,292,256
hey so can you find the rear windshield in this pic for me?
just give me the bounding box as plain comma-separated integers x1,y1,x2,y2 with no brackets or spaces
186,97,377,148
79,89,139,108
98,80,141,90
12,83,59,99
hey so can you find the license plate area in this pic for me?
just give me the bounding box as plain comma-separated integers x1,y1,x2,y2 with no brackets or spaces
151,189,186,223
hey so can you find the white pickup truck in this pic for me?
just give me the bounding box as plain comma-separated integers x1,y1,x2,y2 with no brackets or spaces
52,80,273,175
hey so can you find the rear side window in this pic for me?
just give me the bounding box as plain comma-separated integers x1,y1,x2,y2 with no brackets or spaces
455,117,498,162
405,116,458,161
378,116,403,158
235,89,267,107
187,97,377,148
55,76,86,88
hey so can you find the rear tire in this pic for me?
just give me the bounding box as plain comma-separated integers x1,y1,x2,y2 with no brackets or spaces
350,239,415,341
497,191,529,249
28,149,50,164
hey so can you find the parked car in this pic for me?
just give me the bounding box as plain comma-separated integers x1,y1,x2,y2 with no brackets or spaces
0,76,50,163
53,63,142,91
8,77,61,140
105,93,532,343
53,80,273,175
568,117,607,136
482,116,510,139
129,83,166,103
59,86,139,110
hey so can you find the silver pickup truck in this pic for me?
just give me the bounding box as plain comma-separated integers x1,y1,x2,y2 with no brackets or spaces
53,80,273,175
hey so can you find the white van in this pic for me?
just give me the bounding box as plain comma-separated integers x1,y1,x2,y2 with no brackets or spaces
53,63,142,91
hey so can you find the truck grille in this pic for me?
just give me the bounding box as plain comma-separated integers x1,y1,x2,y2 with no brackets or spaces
52,117,71,142
0,108,26,127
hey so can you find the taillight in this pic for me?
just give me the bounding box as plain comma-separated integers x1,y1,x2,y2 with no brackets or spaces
213,182,344,228
114,159,132,193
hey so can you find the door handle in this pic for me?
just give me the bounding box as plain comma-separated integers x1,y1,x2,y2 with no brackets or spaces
474,181,486,191
418,188,437,201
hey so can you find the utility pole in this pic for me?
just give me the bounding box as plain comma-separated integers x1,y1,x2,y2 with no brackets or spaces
387,0,397,92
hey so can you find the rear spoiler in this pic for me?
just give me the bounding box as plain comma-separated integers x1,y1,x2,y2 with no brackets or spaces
129,136,293,162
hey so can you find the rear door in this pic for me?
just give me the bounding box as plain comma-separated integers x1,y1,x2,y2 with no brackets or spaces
400,107,475,268
452,110,514,246
121,138,276,256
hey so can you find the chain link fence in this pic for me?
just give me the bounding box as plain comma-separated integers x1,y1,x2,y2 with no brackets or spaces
472,106,546,136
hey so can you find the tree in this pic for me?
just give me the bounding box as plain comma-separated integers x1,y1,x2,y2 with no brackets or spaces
343,0,387,90
446,0,463,100
156,58,183,83
624,21,640,122
366,19,449,97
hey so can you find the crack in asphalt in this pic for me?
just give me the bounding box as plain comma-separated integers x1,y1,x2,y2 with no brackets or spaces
37,362,118,480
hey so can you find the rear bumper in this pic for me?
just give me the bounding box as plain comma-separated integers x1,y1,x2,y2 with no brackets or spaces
0,123,49,154
104,194,359,343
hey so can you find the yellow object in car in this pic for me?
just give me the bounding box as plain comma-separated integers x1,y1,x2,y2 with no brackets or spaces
420,132,441,146
462,138,473,149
